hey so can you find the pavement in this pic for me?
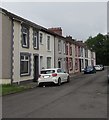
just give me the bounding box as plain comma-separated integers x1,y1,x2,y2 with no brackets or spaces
19,72,83,89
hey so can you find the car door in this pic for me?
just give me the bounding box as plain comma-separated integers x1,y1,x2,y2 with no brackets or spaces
60,69,68,82
64,71,68,81
57,69,65,82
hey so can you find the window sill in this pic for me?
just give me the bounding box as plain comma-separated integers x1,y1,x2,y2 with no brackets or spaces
20,73,30,77
58,51,62,54
22,45,29,49
40,43,43,45
34,47,39,50
47,50,51,52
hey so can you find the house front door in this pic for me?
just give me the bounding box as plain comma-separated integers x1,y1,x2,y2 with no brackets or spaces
34,55,39,81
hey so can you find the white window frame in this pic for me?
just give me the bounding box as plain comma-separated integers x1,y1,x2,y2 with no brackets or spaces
47,36,51,51
47,57,51,68
33,33,38,49
58,40,61,53
63,42,66,54
69,58,73,70
70,44,72,56
40,33,43,44
22,31,28,47
20,55,30,76
81,47,83,57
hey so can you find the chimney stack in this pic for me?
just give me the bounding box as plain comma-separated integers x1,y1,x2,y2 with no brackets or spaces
66,35,72,40
48,27,62,36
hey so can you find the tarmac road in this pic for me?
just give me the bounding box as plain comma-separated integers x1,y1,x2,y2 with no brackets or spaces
2,68,108,118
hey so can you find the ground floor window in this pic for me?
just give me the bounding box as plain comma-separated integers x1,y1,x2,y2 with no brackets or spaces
85,59,88,67
20,53,31,76
66,57,68,71
91,60,94,66
47,57,51,68
40,56,44,70
75,58,79,70
69,58,73,71
81,59,84,69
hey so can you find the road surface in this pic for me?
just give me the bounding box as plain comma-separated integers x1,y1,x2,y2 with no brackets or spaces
2,68,108,118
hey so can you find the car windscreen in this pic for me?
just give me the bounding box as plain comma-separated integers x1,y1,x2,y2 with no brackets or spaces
41,70,55,74
94,65,99,67
86,66,93,69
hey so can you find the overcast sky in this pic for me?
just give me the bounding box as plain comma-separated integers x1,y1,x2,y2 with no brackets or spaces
1,1,107,40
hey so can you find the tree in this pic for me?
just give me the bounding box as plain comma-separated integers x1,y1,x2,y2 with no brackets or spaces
85,33,109,66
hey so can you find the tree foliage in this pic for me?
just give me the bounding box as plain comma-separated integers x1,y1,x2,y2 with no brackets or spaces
85,33,109,66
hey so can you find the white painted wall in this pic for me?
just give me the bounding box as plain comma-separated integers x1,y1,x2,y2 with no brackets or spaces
13,22,38,83
13,21,55,83
93,52,96,65
39,31,54,72
88,50,91,66
54,37,66,71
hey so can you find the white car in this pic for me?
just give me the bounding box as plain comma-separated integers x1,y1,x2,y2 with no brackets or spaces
38,68,70,86
94,65,103,71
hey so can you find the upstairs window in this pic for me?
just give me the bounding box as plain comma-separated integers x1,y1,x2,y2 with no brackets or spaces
69,44,72,56
66,44,68,55
75,46,78,57
85,49,88,58
47,36,50,51
63,42,66,54
81,47,83,57
78,47,81,57
47,57,51,68
40,33,43,44
69,58,73,70
21,26,29,48
58,40,62,53
33,30,39,49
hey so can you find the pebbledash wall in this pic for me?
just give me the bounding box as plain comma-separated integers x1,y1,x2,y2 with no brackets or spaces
12,21,55,84
0,8,96,84
1,8,55,84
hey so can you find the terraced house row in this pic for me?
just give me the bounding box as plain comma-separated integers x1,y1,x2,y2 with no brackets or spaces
0,8,96,84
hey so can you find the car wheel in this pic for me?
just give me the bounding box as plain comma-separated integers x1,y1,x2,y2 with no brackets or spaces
67,76,70,82
58,78,61,86
38,83,42,87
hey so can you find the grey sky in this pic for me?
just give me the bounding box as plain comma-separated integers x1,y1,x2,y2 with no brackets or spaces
1,2,107,40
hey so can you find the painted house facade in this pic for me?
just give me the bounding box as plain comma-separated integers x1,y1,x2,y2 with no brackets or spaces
0,8,96,84
65,36,74,74
48,28,67,72
0,8,55,84
38,30,54,71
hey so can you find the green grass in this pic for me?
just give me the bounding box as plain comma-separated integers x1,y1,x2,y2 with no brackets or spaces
2,83,36,96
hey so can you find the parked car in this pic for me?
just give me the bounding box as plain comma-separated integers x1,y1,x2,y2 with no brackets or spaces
94,65,103,71
99,64,104,70
84,66,96,74
38,68,70,86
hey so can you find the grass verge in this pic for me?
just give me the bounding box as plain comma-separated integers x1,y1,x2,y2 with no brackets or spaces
2,83,36,96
